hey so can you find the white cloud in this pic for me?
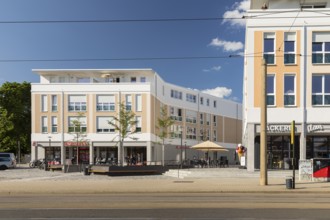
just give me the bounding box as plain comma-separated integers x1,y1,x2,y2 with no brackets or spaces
209,38,244,52
201,87,232,98
222,0,250,27
203,65,222,72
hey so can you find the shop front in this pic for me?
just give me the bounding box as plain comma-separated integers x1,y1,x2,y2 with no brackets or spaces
253,124,301,170
306,124,330,159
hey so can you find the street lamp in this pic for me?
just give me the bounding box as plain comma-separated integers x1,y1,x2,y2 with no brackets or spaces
178,126,183,169
48,135,52,159
184,141,187,163
47,135,52,170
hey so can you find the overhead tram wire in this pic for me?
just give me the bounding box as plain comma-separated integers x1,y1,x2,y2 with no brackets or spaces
3,11,330,25
0,17,240,24
0,53,317,63
0,55,243,63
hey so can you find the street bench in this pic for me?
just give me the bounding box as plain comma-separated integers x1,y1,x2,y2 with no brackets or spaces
48,164,63,172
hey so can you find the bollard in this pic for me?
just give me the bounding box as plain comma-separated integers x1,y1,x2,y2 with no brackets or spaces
84,166,90,175
286,176,293,189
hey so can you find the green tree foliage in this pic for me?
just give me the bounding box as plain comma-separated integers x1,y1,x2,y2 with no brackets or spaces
157,105,174,143
156,105,174,165
0,82,31,154
108,102,138,166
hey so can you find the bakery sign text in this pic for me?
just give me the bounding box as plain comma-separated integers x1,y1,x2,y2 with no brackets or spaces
267,125,291,133
307,124,323,133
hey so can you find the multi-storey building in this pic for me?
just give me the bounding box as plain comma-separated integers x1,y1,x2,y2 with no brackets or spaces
31,69,242,166
243,0,330,171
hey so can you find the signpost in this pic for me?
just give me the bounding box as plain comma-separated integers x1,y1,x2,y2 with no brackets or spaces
291,120,296,189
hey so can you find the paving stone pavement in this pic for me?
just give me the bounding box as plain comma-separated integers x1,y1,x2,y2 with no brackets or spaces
0,164,329,194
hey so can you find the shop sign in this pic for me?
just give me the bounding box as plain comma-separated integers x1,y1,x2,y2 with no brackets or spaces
64,141,89,147
267,125,291,133
176,145,190,149
307,124,323,133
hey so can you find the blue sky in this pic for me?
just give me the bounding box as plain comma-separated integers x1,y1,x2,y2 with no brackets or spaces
0,0,249,102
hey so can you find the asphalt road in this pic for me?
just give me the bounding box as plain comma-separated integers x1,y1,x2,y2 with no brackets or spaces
1,193,330,219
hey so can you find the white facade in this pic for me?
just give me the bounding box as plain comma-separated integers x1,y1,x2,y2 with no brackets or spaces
31,69,242,166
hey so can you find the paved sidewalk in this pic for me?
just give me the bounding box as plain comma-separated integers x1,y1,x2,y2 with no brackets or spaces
0,166,329,195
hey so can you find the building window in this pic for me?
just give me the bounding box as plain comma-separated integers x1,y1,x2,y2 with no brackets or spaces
312,32,330,64
284,32,296,64
170,89,182,100
68,95,87,112
301,4,326,9
267,75,275,106
51,95,57,112
51,116,57,133
41,116,47,133
41,95,48,112
59,77,66,83
200,113,203,125
206,114,210,125
213,115,217,126
213,100,217,108
213,130,217,142
140,77,146,82
136,116,142,132
263,33,275,64
68,116,87,133
170,107,182,121
284,75,295,106
135,94,142,112
186,93,196,103
200,97,204,105
131,77,137,83
77,77,90,83
185,110,197,124
312,75,330,105
97,116,115,133
186,127,196,140
126,94,132,111
96,95,115,111
206,99,210,106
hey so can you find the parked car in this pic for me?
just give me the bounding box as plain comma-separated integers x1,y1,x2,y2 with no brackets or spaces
0,153,17,169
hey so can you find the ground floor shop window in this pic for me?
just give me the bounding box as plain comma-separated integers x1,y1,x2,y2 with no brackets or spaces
45,147,61,161
125,147,146,165
255,135,299,169
307,136,330,159
95,147,118,165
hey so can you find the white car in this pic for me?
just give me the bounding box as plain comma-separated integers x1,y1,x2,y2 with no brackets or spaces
0,153,17,170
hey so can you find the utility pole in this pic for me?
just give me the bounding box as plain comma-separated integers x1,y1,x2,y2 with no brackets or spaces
260,59,268,186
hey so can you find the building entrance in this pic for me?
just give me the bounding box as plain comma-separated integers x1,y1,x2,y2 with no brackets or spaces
255,135,299,170
125,147,146,165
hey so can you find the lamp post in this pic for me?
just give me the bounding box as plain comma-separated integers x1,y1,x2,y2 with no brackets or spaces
184,141,187,162
179,126,183,169
48,135,52,159
47,135,52,170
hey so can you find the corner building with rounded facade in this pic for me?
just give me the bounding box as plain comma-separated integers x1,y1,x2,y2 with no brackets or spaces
31,69,242,166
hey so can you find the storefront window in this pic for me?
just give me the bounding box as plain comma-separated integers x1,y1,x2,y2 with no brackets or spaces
307,136,330,159
255,135,299,170
45,147,61,161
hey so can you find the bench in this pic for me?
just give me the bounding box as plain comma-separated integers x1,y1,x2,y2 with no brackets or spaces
48,164,63,171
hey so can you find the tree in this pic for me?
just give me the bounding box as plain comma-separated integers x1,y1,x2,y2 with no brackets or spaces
69,112,87,164
108,102,138,166
0,82,31,155
156,105,174,166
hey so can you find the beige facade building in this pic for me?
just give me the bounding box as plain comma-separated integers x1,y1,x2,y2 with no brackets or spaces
243,0,330,171
31,69,242,166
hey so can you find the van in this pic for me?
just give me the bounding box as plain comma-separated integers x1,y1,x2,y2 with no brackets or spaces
0,153,17,169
